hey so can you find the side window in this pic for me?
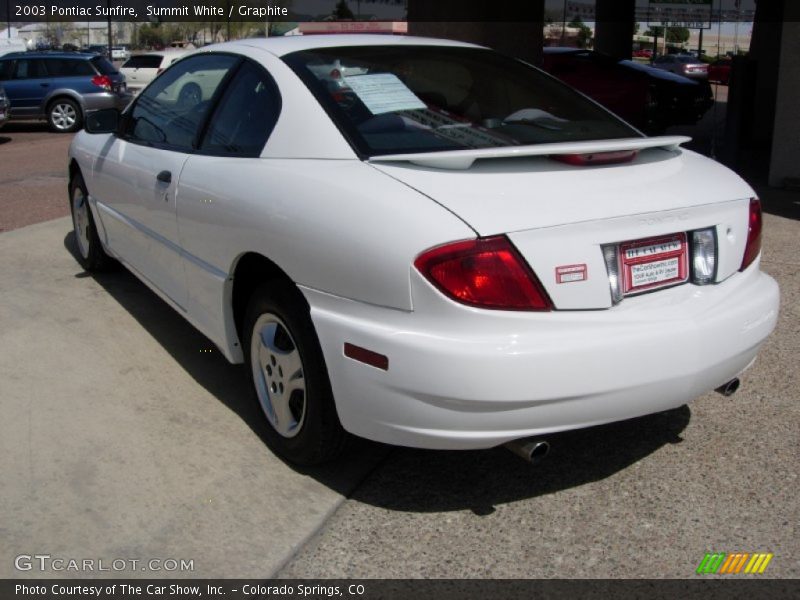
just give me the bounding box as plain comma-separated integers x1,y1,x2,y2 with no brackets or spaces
0,59,13,80
124,53,239,151
44,59,92,77
200,61,280,157
122,55,162,70
13,59,48,80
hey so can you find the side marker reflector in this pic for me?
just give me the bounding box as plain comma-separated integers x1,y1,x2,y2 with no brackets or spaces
344,343,389,371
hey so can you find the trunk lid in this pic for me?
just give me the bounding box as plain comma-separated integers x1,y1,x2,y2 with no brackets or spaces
371,146,754,309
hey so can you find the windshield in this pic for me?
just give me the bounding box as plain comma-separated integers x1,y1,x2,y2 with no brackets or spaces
284,45,639,157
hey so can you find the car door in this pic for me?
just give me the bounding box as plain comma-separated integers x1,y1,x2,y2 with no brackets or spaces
91,53,241,309
176,59,281,342
1,58,51,117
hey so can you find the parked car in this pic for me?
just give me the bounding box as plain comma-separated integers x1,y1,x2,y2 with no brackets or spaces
709,58,733,85
111,46,130,61
0,86,9,129
84,45,109,58
120,50,187,95
69,36,778,465
542,47,713,133
652,54,709,79
0,52,131,132
632,49,653,59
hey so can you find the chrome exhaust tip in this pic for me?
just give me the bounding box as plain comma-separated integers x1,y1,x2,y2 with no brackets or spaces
716,378,741,397
504,439,550,464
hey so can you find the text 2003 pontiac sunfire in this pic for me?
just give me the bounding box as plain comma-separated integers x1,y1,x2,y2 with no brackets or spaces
68,35,779,464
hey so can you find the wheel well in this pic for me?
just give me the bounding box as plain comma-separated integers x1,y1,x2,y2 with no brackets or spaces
231,253,298,340
68,159,81,185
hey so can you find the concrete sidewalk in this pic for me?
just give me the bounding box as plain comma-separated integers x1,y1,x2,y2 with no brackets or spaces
0,218,384,579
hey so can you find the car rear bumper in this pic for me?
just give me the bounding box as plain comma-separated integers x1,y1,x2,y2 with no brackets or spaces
304,264,779,450
82,91,133,112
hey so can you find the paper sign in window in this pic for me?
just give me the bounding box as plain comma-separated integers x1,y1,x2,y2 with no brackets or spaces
343,73,427,115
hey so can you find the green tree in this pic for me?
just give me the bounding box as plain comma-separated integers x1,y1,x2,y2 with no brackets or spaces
137,23,165,49
333,0,355,19
644,26,690,44
569,16,593,49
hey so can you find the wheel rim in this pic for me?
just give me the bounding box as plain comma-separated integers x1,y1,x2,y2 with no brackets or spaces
72,186,90,259
250,313,306,438
52,103,77,130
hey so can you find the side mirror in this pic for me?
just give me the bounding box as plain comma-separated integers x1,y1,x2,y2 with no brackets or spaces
84,108,120,134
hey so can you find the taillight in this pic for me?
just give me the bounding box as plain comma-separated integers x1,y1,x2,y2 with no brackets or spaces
414,236,553,311
91,75,112,91
740,198,763,271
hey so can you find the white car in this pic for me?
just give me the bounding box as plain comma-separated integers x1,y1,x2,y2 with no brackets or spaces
119,50,186,94
111,46,130,61
69,35,779,465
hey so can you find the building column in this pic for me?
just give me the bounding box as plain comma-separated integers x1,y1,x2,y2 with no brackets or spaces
407,0,544,66
593,0,636,59
768,20,800,186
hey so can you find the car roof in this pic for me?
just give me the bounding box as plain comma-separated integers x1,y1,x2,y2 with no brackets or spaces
201,34,481,57
2,51,96,60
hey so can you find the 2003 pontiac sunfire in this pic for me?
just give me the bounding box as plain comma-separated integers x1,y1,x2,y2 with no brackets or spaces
68,35,779,464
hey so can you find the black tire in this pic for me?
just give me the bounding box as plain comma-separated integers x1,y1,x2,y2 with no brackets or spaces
244,282,347,465
69,173,112,271
48,98,83,133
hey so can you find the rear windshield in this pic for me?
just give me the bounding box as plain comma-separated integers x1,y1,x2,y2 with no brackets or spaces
122,55,163,69
91,56,118,75
283,45,639,157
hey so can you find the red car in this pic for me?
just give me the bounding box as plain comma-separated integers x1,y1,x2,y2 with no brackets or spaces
542,48,714,134
709,58,732,85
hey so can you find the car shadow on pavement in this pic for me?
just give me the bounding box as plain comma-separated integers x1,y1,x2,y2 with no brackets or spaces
63,231,390,498
755,184,800,221
64,231,690,513
348,406,689,514
2,122,53,134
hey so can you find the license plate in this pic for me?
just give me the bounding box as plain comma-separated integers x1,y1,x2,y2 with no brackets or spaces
620,233,688,295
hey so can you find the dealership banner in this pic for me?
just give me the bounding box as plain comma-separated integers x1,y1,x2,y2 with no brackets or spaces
647,0,713,27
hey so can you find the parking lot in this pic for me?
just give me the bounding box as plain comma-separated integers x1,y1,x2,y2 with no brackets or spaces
1,105,798,579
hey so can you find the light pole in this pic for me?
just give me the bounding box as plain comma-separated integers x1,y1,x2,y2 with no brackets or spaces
561,0,567,44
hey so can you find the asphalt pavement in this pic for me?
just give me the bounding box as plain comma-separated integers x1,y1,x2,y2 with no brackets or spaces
0,217,385,579
277,205,799,577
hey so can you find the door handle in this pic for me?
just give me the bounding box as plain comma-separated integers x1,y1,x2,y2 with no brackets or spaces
156,170,172,184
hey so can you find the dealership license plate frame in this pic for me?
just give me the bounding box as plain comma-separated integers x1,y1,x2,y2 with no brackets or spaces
620,233,689,295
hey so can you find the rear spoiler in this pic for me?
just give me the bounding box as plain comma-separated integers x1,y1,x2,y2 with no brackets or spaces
368,136,691,170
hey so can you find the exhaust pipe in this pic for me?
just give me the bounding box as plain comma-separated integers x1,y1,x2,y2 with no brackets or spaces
504,439,550,464
716,378,740,397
